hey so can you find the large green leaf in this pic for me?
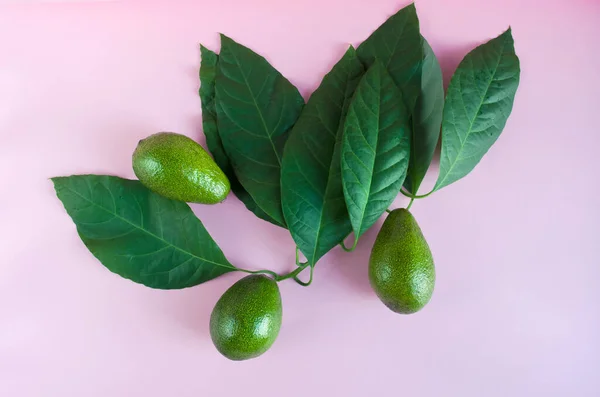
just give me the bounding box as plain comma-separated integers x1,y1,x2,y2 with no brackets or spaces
341,61,411,244
403,38,444,194
356,3,422,110
281,47,364,265
199,45,220,158
215,35,304,226
52,175,236,289
435,28,520,191
199,45,284,228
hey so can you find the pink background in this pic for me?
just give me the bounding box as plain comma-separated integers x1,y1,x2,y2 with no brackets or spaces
1,0,599,396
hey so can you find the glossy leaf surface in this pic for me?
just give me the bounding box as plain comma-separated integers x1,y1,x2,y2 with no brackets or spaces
215,35,304,226
403,38,444,194
341,62,411,244
200,45,283,227
435,28,520,191
53,175,236,289
356,3,423,110
281,47,364,265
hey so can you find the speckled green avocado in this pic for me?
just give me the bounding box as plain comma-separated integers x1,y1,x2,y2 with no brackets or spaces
132,132,230,204
210,275,282,361
369,209,435,314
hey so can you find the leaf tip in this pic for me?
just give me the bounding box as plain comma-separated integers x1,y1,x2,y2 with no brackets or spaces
502,26,514,40
401,2,418,17
219,33,232,43
50,176,67,196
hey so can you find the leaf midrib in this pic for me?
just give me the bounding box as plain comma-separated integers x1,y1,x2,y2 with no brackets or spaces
61,184,236,271
307,90,352,264
227,47,283,167
435,36,507,190
354,70,382,238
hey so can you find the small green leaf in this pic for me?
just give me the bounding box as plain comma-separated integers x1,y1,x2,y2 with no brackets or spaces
281,47,364,265
435,28,520,191
52,175,236,289
341,61,411,244
357,3,423,110
403,38,444,194
200,45,284,228
215,35,304,226
199,45,219,147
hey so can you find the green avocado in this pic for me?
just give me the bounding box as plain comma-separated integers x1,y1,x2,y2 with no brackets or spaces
369,208,435,314
210,275,282,361
132,132,230,204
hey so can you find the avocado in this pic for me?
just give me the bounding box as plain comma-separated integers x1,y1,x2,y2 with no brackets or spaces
132,132,230,204
369,208,435,314
210,275,282,361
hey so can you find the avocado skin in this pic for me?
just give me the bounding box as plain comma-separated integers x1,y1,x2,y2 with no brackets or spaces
132,132,230,204
369,209,435,314
210,275,282,361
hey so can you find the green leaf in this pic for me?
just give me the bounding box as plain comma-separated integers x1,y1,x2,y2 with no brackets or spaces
281,47,365,265
356,3,423,110
403,38,444,194
52,175,236,289
435,28,520,191
200,45,220,149
200,45,284,228
231,188,285,228
341,61,411,244
215,34,304,226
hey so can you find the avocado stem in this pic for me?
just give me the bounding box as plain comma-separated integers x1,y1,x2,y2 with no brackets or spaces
293,265,314,287
400,188,434,200
295,246,303,266
240,268,280,279
275,261,310,282
340,237,358,252
240,259,311,283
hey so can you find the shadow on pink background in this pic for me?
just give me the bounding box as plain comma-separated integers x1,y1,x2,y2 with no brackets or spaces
0,1,598,396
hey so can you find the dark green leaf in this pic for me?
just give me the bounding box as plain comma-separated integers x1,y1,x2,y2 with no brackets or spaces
215,35,304,226
341,62,411,244
200,45,284,227
281,47,364,265
403,38,444,194
231,188,285,227
199,45,219,149
52,175,236,289
435,28,520,191
356,3,422,110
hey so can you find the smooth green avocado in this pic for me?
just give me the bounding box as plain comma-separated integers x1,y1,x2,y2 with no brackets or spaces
132,132,230,204
210,275,282,361
369,208,435,314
